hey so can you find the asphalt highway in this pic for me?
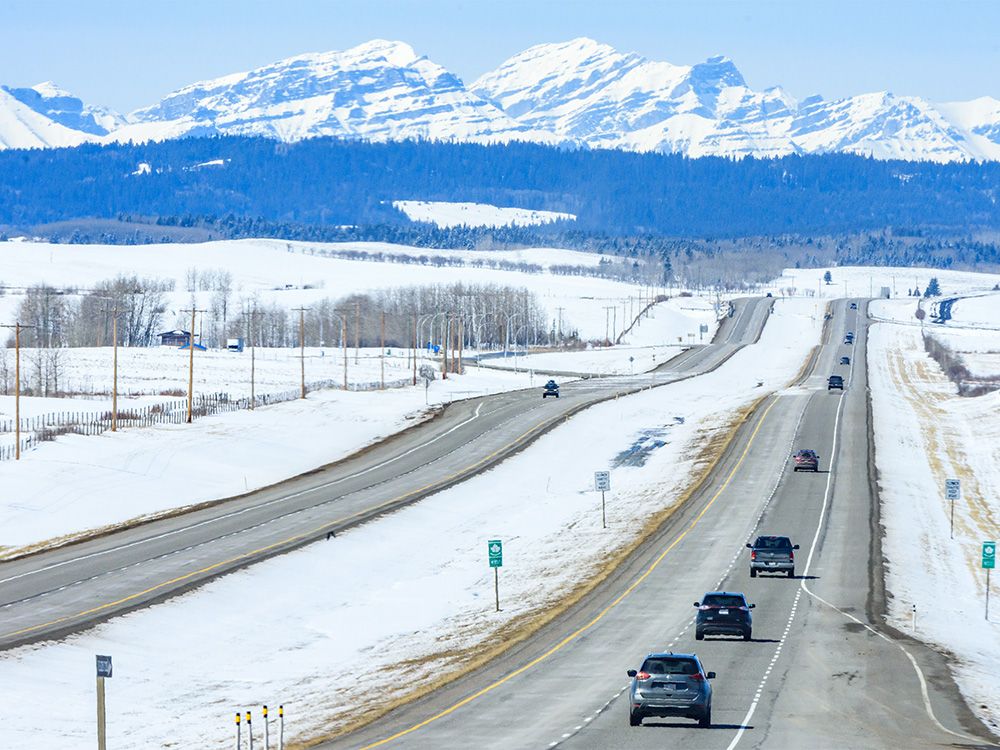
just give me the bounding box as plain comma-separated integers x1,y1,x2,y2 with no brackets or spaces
0,298,769,651
325,300,999,750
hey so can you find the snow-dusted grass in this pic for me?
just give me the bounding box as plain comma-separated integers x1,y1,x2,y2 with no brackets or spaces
0,298,822,749
869,319,1000,736
392,200,576,228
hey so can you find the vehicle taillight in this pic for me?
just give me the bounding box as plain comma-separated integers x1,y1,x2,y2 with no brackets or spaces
636,671,651,681
698,605,712,611
689,672,705,681
750,550,757,560
739,606,749,611
789,550,794,561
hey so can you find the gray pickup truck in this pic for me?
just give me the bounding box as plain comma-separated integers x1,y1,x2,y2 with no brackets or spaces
747,535,800,578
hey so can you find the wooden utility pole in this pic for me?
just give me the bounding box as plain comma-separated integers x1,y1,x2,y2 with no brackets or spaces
379,311,386,390
1,322,33,459
341,316,348,391
354,299,360,365
457,318,464,375
182,308,206,423
441,315,449,380
294,307,309,399
411,314,418,386
243,309,261,409
111,309,119,431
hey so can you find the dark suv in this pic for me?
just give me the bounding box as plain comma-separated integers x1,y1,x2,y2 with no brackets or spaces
828,375,844,390
694,592,754,640
747,535,800,578
542,380,559,398
627,652,714,727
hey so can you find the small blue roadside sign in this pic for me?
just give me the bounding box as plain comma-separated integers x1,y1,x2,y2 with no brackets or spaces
96,654,113,678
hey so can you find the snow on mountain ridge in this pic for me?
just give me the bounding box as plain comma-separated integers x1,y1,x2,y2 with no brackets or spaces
1,38,999,161
127,39,558,146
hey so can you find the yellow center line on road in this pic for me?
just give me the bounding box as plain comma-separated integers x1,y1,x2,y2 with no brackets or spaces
358,397,781,749
0,395,613,644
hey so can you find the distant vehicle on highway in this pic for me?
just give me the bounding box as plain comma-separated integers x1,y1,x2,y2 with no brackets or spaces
747,535,800,578
844,332,854,344
792,449,819,472
694,592,754,641
627,652,714,727
828,375,845,390
840,356,851,365
542,380,559,398
850,302,858,309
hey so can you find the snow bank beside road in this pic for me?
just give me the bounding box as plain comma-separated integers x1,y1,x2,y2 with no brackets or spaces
0,299,822,749
869,320,1000,736
0,367,532,554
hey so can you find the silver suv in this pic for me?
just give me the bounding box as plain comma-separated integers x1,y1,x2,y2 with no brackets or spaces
627,652,715,727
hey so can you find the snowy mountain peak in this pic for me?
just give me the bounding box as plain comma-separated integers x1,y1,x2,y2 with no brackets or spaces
121,40,556,146
3,37,1000,161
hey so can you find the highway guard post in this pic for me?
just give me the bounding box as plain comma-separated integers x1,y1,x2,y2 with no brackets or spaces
96,654,112,750
489,539,503,612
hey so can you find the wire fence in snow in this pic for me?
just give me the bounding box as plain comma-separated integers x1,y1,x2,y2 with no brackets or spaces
0,376,413,462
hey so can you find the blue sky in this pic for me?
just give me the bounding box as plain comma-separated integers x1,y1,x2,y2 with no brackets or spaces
3,0,998,112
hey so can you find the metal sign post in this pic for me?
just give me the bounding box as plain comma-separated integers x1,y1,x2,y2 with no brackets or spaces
984,541,996,620
488,539,503,612
594,471,611,529
95,655,112,750
945,479,960,539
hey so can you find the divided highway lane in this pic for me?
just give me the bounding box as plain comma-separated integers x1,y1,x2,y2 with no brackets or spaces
0,299,769,651
329,300,997,750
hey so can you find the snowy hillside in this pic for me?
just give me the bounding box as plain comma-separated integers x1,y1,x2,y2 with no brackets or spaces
392,200,576,227
2,82,124,136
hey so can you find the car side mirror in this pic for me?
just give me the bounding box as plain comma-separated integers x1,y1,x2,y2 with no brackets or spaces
627,670,637,678
793,544,800,550
706,671,716,679
745,543,752,548
693,602,700,607
749,603,756,609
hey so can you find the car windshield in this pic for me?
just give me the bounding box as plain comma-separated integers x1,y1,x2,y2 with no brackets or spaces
754,536,791,549
702,594,745,607
796,450,814,457
641,658,699,675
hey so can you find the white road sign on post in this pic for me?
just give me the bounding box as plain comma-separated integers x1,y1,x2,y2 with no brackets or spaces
594,471,611,528
946,478,961,538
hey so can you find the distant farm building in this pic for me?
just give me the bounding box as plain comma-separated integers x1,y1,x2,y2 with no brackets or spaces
158,330,191,347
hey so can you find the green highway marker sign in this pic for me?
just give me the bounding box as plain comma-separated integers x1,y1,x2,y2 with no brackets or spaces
983,541,996,569
488,539,503,568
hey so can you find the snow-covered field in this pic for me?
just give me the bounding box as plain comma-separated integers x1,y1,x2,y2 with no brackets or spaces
0,238,654,342
392,200,576,227
0,298,822,749
869,307,1000,735
773,265,1000,300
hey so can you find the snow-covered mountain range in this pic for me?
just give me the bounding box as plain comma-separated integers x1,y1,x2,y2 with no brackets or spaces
3,38,999,162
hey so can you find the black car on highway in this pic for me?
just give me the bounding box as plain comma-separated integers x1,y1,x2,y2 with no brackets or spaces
695,591,754,640
542,380,559,398
828,375,844,390
840,356,850,365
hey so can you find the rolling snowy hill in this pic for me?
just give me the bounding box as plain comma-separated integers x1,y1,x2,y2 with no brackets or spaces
2,38,999,161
